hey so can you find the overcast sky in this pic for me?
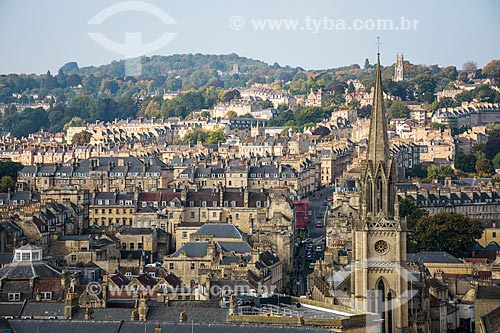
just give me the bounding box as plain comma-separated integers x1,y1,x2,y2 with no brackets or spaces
0,0,499,74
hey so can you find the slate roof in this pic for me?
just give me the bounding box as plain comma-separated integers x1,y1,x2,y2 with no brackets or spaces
218,241,251,254
476,285,500,300
21,302,65,318
0,302,23,317
259,251,280,266
9,320,121,333
171,242,209,258
406,252,461,264
481,305,500,333
145,307,229,323
0,254,13,265
193,223,243,239
120,228,153,235
0,260,61,279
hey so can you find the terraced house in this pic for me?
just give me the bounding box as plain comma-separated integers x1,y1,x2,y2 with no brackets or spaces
17,156,172,192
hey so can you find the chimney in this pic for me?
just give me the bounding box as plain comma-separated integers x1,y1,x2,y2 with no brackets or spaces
85,304,94,320
61,268,70,291
64,292,78,320
228,294,238,315
244,188,249,208
179,311,187,323
101,283,108,308
138,295,149,321
130,309,139,321
155,324,162,333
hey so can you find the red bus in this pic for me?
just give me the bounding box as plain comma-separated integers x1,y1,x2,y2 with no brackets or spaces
293,199,309,230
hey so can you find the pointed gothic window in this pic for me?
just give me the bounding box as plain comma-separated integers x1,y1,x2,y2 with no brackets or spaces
376,176,383,213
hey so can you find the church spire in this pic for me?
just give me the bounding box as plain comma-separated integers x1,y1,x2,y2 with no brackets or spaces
367,53,390,165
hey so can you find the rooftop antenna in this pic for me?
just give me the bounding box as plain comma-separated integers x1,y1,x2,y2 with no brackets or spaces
375,36,382,55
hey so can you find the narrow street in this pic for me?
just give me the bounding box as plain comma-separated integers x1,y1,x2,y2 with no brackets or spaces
292,186,333,296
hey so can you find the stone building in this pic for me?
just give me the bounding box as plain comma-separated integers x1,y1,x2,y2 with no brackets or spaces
351,54,410,332
0,245,70,302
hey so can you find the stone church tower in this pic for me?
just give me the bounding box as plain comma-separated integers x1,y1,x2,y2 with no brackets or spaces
394,53,404,82
351,53,409,332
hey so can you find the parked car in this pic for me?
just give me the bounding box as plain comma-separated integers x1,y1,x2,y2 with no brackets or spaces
302,238,312,244
322,201,328,206
327,196,333,201
315,221,323,228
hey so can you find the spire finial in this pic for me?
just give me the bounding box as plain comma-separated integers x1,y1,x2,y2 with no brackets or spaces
375,37,382,55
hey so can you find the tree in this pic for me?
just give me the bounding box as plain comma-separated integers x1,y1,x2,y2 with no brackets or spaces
462,61,478,73
399,198,428,253
224,111,238,119
472,85,498,103
407,163,429,179
387,100,410,119
454,153,477,173
414,212,484,257
0,161,23,179
0,176,16,193
455,91,472,104
347,82,355,93
442,66,458,81
71,131,93,145
357,105,372,119
427,165,455,180
475,158,495,176
260,99,273,109
63,117,86,132
485,129,500,160
482,60,500,85
206,128,226,144
221,89,240,102
493,152,500,166
364,58,370,69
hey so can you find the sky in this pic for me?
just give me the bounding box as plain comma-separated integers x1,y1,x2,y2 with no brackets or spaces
0,0,499,74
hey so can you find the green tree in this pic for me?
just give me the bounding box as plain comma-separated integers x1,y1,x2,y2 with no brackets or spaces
427,165,455,180
475,158,495,176
0,176,16,192
493,152,500,166
442,66,458,81
347,82,355,93
482,60,500,85
485,129,500,160
387,100,410,119
0,161,23,179
182,128,208,144
414,212,484,257
224,111,238,119
472,85,497,103
454,153,477,173
364,58,370,69
63,117,86,133
399,198,428,253
206,128,226,144
71,131,93,145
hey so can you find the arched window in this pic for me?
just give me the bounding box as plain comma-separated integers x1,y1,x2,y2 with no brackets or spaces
366,177,373,214
377,280,385,332
376,176,383,213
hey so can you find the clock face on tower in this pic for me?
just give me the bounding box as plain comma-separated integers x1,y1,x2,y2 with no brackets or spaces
374,240,389,254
